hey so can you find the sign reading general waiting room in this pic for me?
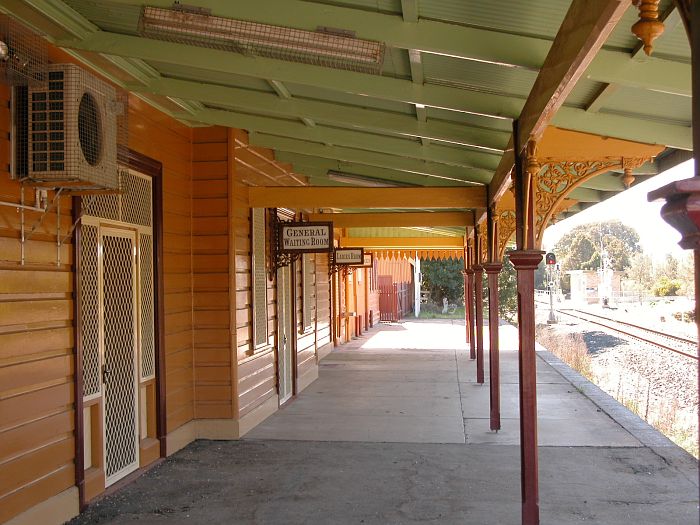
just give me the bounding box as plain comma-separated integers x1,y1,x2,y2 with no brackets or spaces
279,222,333,253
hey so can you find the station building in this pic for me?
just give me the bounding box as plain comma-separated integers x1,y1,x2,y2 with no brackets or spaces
0,2,696,525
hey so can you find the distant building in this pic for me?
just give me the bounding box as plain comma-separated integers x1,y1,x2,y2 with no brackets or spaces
568,270,623,305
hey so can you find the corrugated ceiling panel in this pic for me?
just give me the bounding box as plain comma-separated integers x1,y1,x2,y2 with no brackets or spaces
308,0,402,14
418,0,569,39
422,54,537,98
147,61,275,92
564,79,606,109
348,227,462,238
426,108,512,132
65,0,141,34
601,86,691,125
284,83,416,115
653,25,691,61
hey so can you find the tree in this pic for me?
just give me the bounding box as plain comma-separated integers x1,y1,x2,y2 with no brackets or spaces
498,255,518,323
677,253,695,297
553,221,641,272
656,253,680,281
626,252,655,293
420,258,464,305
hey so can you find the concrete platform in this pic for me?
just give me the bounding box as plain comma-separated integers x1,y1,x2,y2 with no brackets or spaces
69,321,698,525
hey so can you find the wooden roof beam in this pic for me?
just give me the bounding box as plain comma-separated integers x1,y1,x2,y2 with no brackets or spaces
489,0,631,205
307,212,473,228
248,187,486,209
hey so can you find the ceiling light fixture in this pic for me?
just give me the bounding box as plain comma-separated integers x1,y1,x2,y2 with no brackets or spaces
139,5,385,74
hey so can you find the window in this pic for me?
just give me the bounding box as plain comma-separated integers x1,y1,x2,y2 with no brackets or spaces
301,253,316,331
252,208,268,348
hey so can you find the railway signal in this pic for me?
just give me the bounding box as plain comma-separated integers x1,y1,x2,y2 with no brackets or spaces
546,253,557,324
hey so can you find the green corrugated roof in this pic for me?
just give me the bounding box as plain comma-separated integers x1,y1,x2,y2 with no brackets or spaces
3,0,691,234
284,83,417,115
419,0,568,39
564,79,606,110
308,0,402,14
348,227,463,238
149,61,275,92
64,0,141,34
426,108,513,133
602,86,691,125
422,54,536,98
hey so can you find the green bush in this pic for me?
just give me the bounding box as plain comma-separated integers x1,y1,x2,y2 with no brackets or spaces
652,276,682,297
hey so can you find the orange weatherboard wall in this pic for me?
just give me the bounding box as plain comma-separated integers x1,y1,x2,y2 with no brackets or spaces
0,83,77,522
0,50,340,525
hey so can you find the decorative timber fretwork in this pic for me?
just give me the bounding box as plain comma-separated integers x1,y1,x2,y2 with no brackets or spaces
533,156,649,247
478,224,488,265
496,208,517,260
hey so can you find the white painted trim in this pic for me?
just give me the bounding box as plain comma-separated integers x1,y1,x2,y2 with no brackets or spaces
196,419,240,440
165,420,196,456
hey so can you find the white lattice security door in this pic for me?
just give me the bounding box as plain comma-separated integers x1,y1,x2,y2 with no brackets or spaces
100,228,140,485
78,170,154,487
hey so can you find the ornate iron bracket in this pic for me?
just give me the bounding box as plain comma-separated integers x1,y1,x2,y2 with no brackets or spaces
329,251,354,275
269,209,302,276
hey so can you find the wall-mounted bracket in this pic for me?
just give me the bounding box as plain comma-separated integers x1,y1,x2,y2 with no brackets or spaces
269,209,302,276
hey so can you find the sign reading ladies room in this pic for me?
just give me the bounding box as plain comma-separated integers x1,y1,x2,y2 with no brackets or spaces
279,222,333,253
334,248,364,265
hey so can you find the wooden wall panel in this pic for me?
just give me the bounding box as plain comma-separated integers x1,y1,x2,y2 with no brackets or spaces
0,85,76,522
294,255,317,378
128,96,194,435
192,127,232,420
232,130,313,416
315,254,332,348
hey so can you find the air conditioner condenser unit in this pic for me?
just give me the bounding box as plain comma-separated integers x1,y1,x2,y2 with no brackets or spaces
24,64,121,190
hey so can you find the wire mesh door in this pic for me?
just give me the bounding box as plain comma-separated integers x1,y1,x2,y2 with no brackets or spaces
100,227,140,486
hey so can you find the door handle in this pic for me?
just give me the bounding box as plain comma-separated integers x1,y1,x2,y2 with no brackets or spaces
102,364,110,383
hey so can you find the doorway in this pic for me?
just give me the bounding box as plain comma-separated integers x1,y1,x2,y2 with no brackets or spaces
100,227,140,485
276,265,295,404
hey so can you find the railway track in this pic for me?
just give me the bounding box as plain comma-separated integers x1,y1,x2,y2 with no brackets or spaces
556,308,698,361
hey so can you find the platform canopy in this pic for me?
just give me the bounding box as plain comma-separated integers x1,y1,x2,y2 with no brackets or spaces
2,0,690,243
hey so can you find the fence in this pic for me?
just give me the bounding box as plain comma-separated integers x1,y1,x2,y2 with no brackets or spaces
378,275,413,322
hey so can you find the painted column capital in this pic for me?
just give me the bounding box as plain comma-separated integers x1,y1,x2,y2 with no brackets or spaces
508,250,545,270
483,262,503,274
648,177,700,251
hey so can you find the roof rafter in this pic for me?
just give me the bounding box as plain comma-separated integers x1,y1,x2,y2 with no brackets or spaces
299,165,465,187
102,0,691,88
250,134,493,184
249,186,486,209
175,108,500,170
273,152,488,185
490,0,636,205
58,32,523,119
57,32,691,149
308,212,473,228
131,77,508,150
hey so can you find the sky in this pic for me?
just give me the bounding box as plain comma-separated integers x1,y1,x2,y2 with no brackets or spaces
541,158,694,262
